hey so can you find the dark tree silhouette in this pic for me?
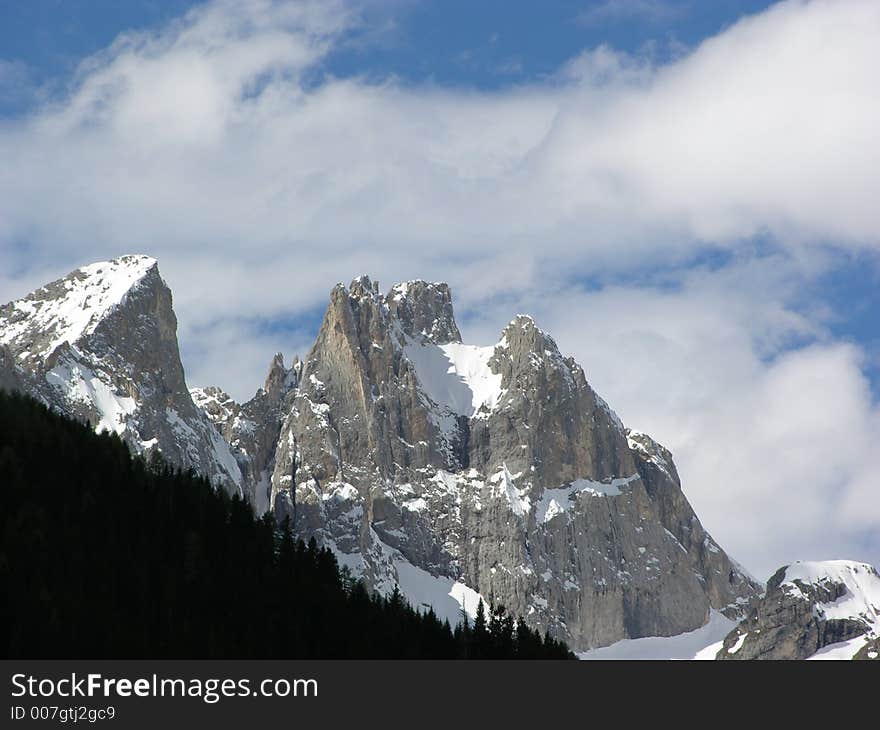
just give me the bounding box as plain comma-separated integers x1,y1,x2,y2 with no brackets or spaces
0,392,574,660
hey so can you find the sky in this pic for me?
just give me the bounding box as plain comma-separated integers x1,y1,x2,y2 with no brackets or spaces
0,0,878,579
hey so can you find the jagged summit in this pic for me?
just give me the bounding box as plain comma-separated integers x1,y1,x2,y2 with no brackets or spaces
190,349,299,513
0,254,158,367
263,351,298,404
260,275,758,649
3,260,762,652
0,254,242,495
330,276,462,345
506,313,538,328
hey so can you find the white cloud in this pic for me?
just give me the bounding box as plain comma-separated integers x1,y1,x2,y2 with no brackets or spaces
0,0,878,575
1,0,877,295
554,0,880,245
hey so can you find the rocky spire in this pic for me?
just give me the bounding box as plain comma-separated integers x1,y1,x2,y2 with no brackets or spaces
264,276,758,651
386,280,462,344
263,351,296,405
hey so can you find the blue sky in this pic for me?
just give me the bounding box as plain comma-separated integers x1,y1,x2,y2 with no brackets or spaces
3,0,874,373
0,0,878,576
1,1,775,93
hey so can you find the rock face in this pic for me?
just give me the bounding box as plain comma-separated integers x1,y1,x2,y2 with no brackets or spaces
264,276,757,650
0,260,760,652
718,561,880,660
0,255,242,495
191,353,299,513
0,344,36,395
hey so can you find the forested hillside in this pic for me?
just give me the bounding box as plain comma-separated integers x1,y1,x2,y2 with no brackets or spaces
0,392,572,659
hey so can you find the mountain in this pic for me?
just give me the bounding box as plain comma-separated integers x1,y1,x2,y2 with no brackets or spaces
0,255,242,495
5,256,875,659
718,560,880,660
0,257,768,652
216,274,758,650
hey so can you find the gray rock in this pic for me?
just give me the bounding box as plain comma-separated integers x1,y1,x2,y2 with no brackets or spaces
191,353,298,513
718,560,880,660
0,255,242,494
266,277,759,650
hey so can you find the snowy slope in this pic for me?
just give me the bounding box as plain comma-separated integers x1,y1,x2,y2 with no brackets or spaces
45,358,137,436
784,560,880,658
781,560,880,630
578,611,737,660
393,558,488,625
0,255,242,494
0,255,157,365
806,636,874,660
403,339,504,418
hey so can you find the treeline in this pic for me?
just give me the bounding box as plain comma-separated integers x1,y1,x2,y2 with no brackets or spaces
0,392,572,659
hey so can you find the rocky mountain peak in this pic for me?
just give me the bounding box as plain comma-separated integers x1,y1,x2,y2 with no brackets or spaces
322,276,462,348
348,275,382,300
502,313,540,337
1,255,242,495
259,275,760,650
626,429,679,483
0,254,161,369
386,279,461,344
494,314,578,387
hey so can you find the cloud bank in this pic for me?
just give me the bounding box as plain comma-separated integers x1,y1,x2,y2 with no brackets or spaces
0,0,877,576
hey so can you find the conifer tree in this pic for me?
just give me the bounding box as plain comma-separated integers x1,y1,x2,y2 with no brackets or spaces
473,599,488,658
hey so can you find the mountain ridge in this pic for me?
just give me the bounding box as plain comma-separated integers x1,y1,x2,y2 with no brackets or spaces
7,255,872,658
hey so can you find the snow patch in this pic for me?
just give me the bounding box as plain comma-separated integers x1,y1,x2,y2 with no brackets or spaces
404,338,504,418
403,497,428,513
579,611,736,660
535,474,640,523
206,421,243,489
489,463,530,516
322,482,359,503
727,632,748,654
806,635,871,660
46,359,137,435
394,558,488,625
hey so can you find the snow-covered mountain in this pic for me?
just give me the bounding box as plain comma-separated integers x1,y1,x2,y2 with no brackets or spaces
718,560,880,660
0,255,242,494
6,256,875,658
